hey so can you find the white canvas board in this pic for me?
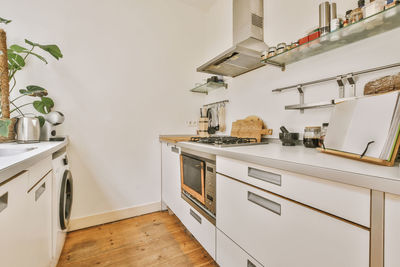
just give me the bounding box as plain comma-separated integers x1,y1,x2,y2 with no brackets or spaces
342,92,399,158
324,100,357,150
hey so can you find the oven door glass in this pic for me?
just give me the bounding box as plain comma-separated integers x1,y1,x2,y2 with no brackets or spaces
180,154,204,203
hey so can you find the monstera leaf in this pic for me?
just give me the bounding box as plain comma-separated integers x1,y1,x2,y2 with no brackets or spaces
0,17,11,24
19,85,48,97
7,50,25,70
33,97,54,114
9,44,48,64
25,39,63,60
37,116,45,127
0,119,11,137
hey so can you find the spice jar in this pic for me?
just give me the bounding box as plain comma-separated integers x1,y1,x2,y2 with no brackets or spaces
276,43,287,54
261,50,268,60
303,126,321,148
343,10,352,27
290,42,299,49
319,123,329,147
350,8,363,23
267,47,277,58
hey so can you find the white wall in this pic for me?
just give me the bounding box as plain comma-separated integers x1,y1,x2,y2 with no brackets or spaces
2,0,205,220
202,0,400,137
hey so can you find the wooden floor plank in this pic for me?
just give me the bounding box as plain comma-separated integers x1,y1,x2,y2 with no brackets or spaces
57,211,217,267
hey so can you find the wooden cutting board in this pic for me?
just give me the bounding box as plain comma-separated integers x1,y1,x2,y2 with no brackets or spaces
231,116,273,142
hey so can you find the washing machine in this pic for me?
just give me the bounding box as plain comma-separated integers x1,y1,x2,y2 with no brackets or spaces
51,148,73,265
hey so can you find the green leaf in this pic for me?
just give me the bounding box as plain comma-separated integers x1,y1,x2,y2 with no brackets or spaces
26,51,48,64
7,50,25,70
9,44,28,53
10,44,48,64
0,119,11,137
37,116,45,127
25,39,63,60
0,17,11,24
33,97,54,114
19,85,48,97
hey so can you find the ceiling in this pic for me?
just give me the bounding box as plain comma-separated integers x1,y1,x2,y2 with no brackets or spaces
179,0,216,12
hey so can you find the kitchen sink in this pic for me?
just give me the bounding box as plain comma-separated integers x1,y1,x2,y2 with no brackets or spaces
0,147,37,157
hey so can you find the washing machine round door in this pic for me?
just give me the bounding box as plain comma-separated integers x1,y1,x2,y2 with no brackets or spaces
60,170,73,230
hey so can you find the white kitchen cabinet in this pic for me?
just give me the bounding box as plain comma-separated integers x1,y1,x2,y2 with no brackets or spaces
385,193,400,267
179,199,216,259
26,172,53,267
161,142,182,217
0,171,31,267
217,173,370,267
217,156,371,227
216,229,263,267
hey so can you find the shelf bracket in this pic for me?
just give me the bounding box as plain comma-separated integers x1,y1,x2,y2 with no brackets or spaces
297,85,304,113
347,74,356,97
265,60,286,71
336,76,345,98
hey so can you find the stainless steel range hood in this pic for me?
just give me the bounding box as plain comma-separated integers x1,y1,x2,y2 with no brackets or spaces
197,0,268,78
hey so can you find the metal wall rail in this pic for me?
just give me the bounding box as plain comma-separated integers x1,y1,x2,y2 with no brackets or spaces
203,99,229,107
273,62,400,92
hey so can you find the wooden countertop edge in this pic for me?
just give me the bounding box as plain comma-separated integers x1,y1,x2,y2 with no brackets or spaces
159,136,197,143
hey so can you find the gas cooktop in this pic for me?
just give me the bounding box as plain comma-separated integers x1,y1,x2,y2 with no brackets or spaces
189,136,268,148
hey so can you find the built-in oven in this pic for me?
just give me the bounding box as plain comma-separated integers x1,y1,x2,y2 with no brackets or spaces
180,148,216,222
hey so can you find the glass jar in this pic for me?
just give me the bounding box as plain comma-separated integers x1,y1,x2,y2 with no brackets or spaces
303,126,321,148
319,123,329,147
276,43,287,54
267,47,277,58
290,41,299,49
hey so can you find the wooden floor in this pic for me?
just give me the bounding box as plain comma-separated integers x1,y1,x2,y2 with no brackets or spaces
57,211,217,267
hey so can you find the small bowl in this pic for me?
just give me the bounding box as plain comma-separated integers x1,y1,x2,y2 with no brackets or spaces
279,132,299,146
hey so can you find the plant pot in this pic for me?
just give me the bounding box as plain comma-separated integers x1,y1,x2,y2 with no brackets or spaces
0,118,17,143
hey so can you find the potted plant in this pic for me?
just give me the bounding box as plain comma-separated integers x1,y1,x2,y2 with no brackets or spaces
0,17,63,141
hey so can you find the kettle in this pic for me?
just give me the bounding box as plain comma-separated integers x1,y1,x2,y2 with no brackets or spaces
15,116,41,144
40,111,65,141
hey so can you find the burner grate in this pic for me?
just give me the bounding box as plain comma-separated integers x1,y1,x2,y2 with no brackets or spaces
190,136,258,145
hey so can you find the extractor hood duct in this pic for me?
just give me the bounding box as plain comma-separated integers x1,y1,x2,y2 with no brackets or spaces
197,0,268,78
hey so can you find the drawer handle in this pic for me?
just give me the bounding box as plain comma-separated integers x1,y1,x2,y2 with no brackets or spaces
248,191,281,216
0,192,8,213
190,209,202,224
171,146,179,154
247,260,256,267
35,182,46,201
248,167,281,186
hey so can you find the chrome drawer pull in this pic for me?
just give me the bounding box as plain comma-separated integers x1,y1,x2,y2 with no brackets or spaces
0,192,8,213
171,147,179,154
190,209,202,224
35,182,46,201
248,167,281,186
247,260,256,267
248,191,281,216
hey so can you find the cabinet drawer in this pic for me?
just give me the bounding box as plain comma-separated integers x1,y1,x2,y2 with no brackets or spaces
385,193,400,267
26,172,52,267
217,229,263,267
0,172,31,267
180,199,216,259
216,174,370,267
217,156,370,227
28,156,52,190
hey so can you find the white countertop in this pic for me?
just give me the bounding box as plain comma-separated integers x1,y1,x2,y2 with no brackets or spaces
0,139,68,184
172,140,400,195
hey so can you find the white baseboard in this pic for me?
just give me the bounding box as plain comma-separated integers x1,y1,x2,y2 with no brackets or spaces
68,201,162,231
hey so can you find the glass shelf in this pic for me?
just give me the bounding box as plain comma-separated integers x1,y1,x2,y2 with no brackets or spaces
262,5,400,68
190,81,228,94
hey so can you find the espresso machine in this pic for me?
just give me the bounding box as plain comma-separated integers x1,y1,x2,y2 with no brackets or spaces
40,111,65,141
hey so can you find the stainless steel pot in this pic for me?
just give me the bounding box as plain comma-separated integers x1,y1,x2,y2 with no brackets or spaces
16,116,41,143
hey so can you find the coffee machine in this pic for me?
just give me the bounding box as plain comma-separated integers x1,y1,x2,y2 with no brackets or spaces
40,111,65,141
